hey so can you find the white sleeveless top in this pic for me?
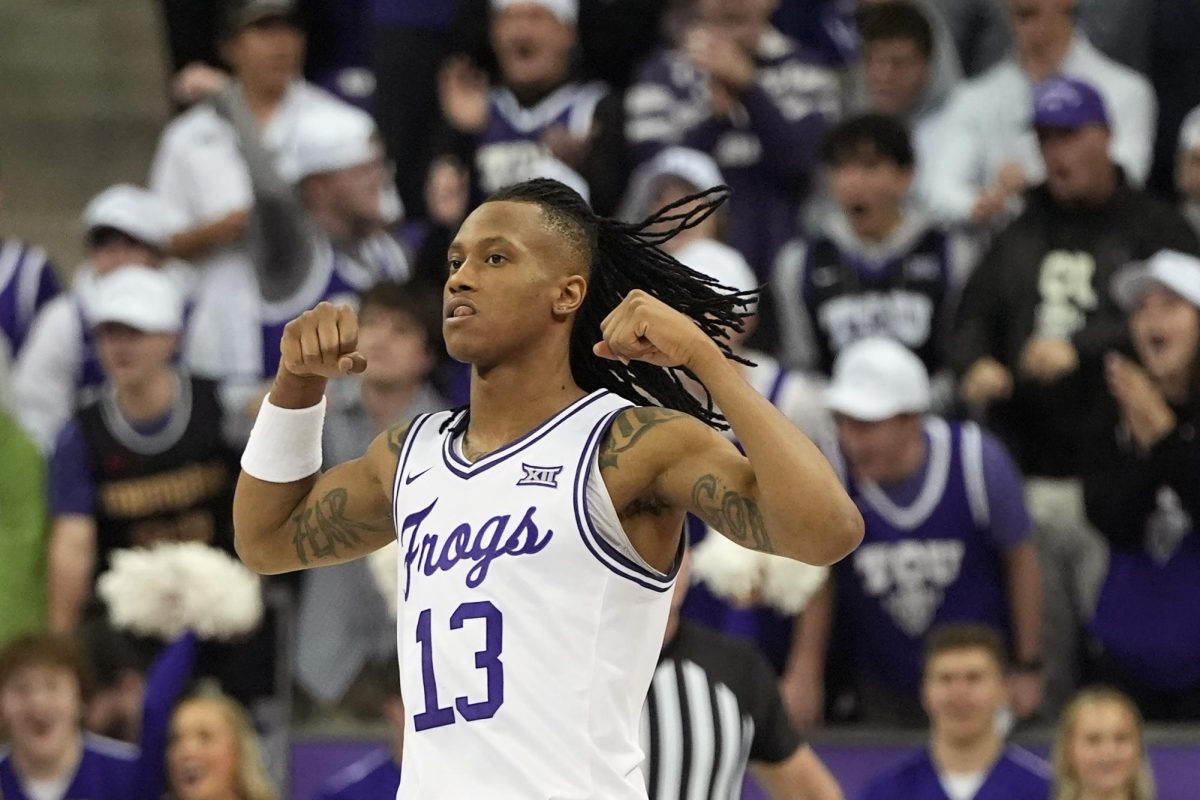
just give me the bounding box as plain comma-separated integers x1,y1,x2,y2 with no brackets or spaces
392,390,681,799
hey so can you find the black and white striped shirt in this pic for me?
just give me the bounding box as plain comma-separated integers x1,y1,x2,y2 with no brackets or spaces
640,621,803,800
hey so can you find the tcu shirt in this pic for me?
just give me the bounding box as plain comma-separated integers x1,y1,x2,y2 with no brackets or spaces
392,391,680,799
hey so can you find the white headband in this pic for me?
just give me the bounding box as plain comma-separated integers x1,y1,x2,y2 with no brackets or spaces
490,0,577,24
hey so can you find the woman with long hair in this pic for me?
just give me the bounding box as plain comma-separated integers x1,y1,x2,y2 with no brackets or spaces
166,693,276,800
1052,687,1154,800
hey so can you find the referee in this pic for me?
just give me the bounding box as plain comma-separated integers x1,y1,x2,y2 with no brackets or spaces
641,553,843,800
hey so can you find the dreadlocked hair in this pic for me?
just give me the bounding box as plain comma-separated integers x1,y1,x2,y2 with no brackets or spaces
455,176,757,431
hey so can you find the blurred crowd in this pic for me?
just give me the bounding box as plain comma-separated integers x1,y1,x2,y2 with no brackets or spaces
2,0,1200,797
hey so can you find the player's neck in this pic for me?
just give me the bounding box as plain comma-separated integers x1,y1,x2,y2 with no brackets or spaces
239,80,288,124
14,731,82,782
465,354,584,458
930,727,1003,776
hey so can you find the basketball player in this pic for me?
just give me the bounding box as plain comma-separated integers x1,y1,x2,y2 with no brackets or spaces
234,178,863,798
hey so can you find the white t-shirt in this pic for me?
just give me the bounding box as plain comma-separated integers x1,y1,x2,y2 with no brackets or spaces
940,770,987,800
25,775,72,800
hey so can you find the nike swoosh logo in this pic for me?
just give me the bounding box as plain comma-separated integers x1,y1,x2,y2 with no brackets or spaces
405,467,432,485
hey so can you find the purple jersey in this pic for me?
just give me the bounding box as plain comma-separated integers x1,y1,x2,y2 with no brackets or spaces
0,239,60,356
861,748,1050,800
835,419,1020,694
315,749,401,800
1090,528,1200,691
626,31,840,277
474,82,608,197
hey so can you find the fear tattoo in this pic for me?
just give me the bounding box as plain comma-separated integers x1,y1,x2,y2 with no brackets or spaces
290,488,378,565
691,473,774,554
599,407,684,471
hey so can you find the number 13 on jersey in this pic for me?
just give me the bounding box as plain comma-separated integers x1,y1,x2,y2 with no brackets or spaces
412,600,505,731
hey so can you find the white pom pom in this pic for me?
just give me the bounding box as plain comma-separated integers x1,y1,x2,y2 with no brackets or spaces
97,543,263,641
367,541,399,619
759,554,828,615
689,529,768,604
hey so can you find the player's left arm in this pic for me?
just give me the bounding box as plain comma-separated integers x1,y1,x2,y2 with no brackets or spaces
596,291,863,566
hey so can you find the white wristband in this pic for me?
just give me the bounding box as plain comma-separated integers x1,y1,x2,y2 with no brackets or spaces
241,396,327,483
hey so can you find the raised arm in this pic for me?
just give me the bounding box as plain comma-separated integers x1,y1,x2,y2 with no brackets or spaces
233,303,400,574
595,291,862,566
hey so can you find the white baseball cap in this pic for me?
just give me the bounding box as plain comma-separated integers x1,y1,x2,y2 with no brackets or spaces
88,265,184,333
82,184,174,251
289,103,382,183
490,0,577,24
673,239,758,313
1111,249,1200,311
1179,106,1200,152
619,147,726,223
824,337,931,421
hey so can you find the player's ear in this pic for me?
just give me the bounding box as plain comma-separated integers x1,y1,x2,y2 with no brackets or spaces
552,274,587,320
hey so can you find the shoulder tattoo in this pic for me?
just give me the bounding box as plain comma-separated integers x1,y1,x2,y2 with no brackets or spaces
598,406,687,471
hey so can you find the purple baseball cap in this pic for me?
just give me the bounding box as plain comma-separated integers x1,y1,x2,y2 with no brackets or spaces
1032,76,1109,130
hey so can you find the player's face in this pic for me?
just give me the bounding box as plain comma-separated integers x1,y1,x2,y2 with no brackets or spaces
829,153,912,242
0,664,83,768
95,324,179,389
491,5,574,95
1131,286,1200,387
1067,700,1142,796
835,413,921,484
358,305,434,387
922,648,1007,744
1038,125,1113,205
863,39,929,117
167,701,241,800
444,200,585,368
225,19,305,95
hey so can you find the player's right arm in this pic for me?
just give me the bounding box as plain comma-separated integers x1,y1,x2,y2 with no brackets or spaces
233,303,400,574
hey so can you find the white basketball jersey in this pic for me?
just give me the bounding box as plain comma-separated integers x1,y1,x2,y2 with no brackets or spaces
391,390,680,799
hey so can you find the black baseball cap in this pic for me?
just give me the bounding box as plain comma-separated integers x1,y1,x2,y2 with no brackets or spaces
223,0,299,37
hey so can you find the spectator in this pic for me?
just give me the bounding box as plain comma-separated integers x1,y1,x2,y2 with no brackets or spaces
1076,251,1200,718
0,191,60,358
1052,686,1154,800
46,267,237,634
0,408,46,649
12,184,186,453
851,2,958,209
626,0,841,278
921,0,1010,77
166,693,277,800
0,632,196,800
1176,106,1200,239
184,100,410,429
314,683,404,799
859,624,1052,800
149,0,351,279
76,621,148,743
952,77,1199,484
294,282,446,720
369,0,459,218
432,0,627,216
774,115,972,393
642,552,844,800
927,0,1156,227
790,339,1042,727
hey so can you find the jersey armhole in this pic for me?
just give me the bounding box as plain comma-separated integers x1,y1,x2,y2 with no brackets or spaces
574,408,682,593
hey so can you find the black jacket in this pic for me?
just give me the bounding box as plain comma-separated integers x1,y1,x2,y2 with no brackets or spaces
951,175,1200,477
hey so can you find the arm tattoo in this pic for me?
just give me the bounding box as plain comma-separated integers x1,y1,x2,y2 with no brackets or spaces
386,421,411,456
599,407,684,471
691,473,774,554
290,488,379,566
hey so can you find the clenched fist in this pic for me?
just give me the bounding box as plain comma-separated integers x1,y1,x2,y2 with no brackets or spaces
280,302,367,379
593,290,720,372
